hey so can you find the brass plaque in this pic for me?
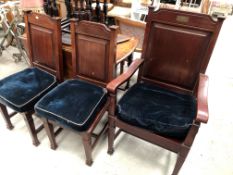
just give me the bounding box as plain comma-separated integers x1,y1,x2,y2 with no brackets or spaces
176,16,189,23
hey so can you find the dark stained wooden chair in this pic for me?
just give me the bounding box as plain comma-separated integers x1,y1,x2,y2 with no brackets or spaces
34,20,118,165
0,11,63,146
107,7,224,175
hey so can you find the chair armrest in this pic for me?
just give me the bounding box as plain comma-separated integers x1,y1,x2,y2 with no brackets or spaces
107,58,144,93
196,73,209,123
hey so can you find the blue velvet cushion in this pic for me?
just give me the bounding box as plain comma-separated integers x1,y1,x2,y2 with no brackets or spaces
35,79,107,131
0,68,56,112
117,83,197,139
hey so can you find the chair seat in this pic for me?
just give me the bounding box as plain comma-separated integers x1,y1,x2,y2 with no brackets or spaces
117,83,197,139
35,79,107,131
0,68,56,112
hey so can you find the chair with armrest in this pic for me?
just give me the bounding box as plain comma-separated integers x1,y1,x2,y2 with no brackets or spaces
34,20,118,165
0,11,63,146
107,7,224,175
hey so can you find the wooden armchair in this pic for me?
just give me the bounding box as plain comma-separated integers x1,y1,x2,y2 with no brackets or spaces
34,20,118,165
107,7,224,175
0,11,63,146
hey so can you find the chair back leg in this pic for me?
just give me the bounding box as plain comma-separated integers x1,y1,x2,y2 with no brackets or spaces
0,103,14,129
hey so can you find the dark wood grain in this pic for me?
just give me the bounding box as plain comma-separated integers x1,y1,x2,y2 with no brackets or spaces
25,11,63,82
71,20,118,87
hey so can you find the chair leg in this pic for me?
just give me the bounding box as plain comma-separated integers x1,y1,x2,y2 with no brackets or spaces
0,103,14,130
22,112,40,146
171,147,190,175
82,133,93,166
42,118,57,150
107,117,115,155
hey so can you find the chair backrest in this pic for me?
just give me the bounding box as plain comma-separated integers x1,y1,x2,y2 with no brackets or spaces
24,11,63,82
139,7,224,94
70,20,118,87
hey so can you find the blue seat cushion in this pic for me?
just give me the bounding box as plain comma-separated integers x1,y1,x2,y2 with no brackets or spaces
35,79,108,131
0,68,56,112
117,83,197,139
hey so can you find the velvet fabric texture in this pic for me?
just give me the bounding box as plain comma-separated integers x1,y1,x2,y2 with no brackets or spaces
0,68,56,112
117,83,197,139
35,79,107,131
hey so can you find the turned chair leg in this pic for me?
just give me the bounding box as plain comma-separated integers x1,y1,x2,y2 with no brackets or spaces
107,118,115,155
22,112,40,146
0,103,14,130
42,118,57,150
82,133,93,166
171,147,190,175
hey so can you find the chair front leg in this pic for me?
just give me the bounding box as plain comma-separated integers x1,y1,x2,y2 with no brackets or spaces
107,116,115,155
82,132,93,166
172,145,190,175
107,93,116,155
0,103,14,129
22,112,40,146
42,118,57,150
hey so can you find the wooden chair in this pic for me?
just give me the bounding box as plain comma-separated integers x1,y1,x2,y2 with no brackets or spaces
0,11,63,146
107,7,224,175
34,20,118,165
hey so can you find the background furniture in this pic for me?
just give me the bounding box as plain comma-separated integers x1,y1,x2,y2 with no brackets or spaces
0,11,63,146
115,15,145,52
20,0,44,12
107,7,224,175
44,0,112,23
34,20,118,165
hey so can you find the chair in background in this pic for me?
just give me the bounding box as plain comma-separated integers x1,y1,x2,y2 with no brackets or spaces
0,11,63,146
115,15,146,52
107,0,132,19
34,20,118,165
107,7,224,175
20,0,44,13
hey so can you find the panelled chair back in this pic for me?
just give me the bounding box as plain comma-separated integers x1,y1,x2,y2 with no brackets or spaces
26,11,63,79
0,11,63,146
72,20,117,86
107,7,224,175
34,20,118,165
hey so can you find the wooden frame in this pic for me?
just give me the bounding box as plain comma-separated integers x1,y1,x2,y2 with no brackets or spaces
106,7,224,175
